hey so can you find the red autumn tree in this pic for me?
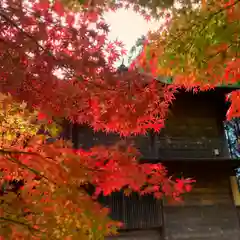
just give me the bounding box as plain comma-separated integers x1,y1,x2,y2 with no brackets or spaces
0,0,176,135
0,0,194,239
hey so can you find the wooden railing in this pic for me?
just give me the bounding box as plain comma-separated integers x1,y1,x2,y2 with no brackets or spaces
68,124,231,160
156,137,230,160
98,191,163,230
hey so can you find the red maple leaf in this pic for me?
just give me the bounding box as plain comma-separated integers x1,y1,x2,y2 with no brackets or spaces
38,112,47,121
114,40,124,48
38,0,50,9
133,5,140,12
120,48,127,56
144,15,151,22
52,0,64,16
87,11,99,22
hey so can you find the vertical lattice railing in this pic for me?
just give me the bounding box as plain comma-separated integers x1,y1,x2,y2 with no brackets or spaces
99,191,163,230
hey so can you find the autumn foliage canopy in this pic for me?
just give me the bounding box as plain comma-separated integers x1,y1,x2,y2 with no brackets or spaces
0,0,198,239
1,0,239,239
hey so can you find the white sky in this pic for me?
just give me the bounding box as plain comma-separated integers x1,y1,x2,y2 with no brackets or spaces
104,9,161,65
55,8,162,78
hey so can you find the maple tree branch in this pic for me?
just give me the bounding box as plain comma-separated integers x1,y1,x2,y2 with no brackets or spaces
0,149,39,156
166,0,240,50
189,0,240,49
0,9,118,92
198,41,238,68
0,148,56,184
187,7,239,53
7,156,42,176
207,43,233,60
0,10,45,53
0,216,40,233
211,0,240,17
0,6,162,95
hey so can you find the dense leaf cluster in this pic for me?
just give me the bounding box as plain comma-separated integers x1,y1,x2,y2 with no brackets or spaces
0,1,194,239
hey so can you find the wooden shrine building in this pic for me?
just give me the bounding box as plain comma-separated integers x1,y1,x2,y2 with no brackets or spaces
64,87,240,240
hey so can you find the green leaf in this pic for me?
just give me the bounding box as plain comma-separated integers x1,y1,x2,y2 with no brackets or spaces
78,0,85,5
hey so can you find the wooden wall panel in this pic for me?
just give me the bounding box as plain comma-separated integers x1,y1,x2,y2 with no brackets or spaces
163,166,240,240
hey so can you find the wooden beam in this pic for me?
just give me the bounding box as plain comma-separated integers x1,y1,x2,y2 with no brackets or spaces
230,176,240,206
